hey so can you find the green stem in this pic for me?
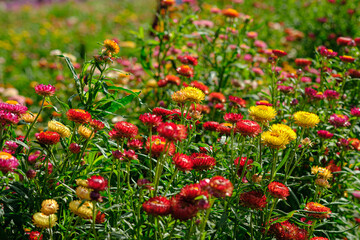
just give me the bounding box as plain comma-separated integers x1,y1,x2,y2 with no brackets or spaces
263,198,279,237
199,199,214,240
92,201,97,239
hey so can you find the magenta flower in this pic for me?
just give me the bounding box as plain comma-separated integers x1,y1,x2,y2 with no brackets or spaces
0,152,19,174
317,130,334,139
329,114,351,128
0,110,19,125
34,84,56,96
350,107,360,117
0,102,27,115
324,90,340,100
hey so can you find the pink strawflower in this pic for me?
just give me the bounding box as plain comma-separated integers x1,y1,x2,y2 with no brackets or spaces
0,102,27,115
0,152,19,174
329,114,351,128
34,84,56,96
317,130,334,139
0,111,19,125
350,107,360,117
324,90,340,100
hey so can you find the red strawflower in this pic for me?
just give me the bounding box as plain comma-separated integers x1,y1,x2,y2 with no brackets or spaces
66,109,92,124
143,196,171,216
317,130,333,139
326,160,341,173
114,121,138,139
229,95,246,108
272,49,287,57
175,124,188,141
179,183,206,202
239,190,267,210
145,135,176,157
153,107,173,118
87,175,108,191
208,176,233,198
0,111,19,125
339,55,355,63
172,153,193,171
256,100,272,106
127,139,143,149
223,113,243,123
137,179,154,190
337,37,352,45
157,122,179,141
191,153,216,170
214,103,225,110
190,81,209,94
176,65,194,78
236,120,261,137
29,231,43,240
203,121,220,131
90,119,105,131
304,202,331,219
310,237,329,240
123,149,138,161
112,150,124,160
165,75,181,85
139,113,163,127
35,131,60,145
170,195,198,221
348,69,360,78
34,84,56,96
69,143,81,153
208,92,226,103
268,182,290,200
216,123,233,135
295,58,312,66
177,55,198,66
269,219,307,240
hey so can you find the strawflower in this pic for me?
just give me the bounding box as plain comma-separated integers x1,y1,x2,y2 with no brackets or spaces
328,114,350,128
32,212,57,228
66,109,92,124
268,182,290,200
239,190,267,210
293,111,320,128
304,202,331,219
143,196,171,216
35,131,60,145
249,105,277,123
0,152,19,174
48,120,71,138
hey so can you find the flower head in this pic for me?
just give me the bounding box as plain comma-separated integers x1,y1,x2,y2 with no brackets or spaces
146,135,175,157
304,202,331,219
176,65,194,78
87,175,108,191
249,105,277,123
272,49,287,57
270,124,296,141
311,166,333,180
103,39,120,54
229,96,246,108
328,114,350,128
35,131,60,145
41,199,59,215
293,111,320,128
32,212,57,228
143,196,171,216
208,176,233,198
34,84,56,96
239,190,267,210
173,153,193,171
139,113,162,127
170,195,198,221
350,107,360,117
48,120,71,138
208,92,226,103
339,55,355,63
191,153,216,170
203,121,220,131
223,113,243,123
69,200,93,219
29,231,43,240
66,109,92,124
113,121,138,139
236,120,261,137
222,8,239,18
261,131,289,149
90,119,105,131
317,130,333,139
268,182,290,200
0,152,19,174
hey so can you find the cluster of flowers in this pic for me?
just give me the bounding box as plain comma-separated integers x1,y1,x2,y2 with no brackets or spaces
143,176,233,221
0,100,27,126
32,199,59,228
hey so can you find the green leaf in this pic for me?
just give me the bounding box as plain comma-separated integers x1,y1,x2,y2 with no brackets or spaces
59,55,82,96
98,92,140,113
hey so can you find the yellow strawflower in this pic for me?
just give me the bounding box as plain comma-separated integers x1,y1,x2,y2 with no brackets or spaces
48,120,71,138
311,166,333,180
271,124,296,141
32,212,57,228
261,131,289,149
293,111,320,128
69,200,93,219
249,105,277,123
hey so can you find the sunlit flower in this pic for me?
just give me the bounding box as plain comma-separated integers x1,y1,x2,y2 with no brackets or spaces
350,107,360,117
78,125,94,139
66,109,92,124
269,219,307,240
208,176,233,198
48,120,71,138
348,138,360,151
29,231,43,240
323,90,339,100
143,196,171,216
0,110,19,125
32,212,57,228
261,131,289,149
208,92,226,103
41,199,59,215
203,121,220,131
35,131,60,145
249,105,277,123
146,135,176,157
103,39,120,54
216,123,234,135
90,119,105,131
293,111,320,128
229,96,246,108
270,124,296,141
177,55,198,66
311,166,333,180
34,84,56,96
176,65,194,78
236,120,261,137
21,112,35,123
0,102,27,115
295,58,312,66
223,113,243,123
139,113,162,127
127,139,143,150
304,202,331,219
76,186,92,200
69,200,93,219
339,55,355,63
222,8,239,18
272,49,287,57
190,81,209,94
